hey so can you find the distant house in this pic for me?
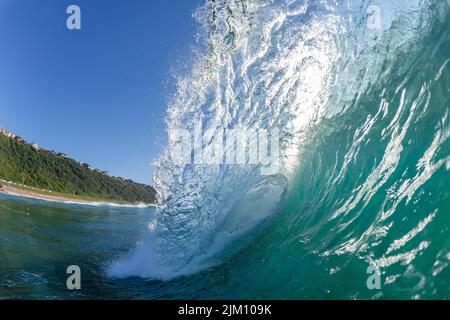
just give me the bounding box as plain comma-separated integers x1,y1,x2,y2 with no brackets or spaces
14,136,25,143
32,143,40,151
0,128,15,139
92,168,108,175
80,162,91,169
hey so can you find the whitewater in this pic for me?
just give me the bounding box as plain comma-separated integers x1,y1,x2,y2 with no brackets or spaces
108,0,450,299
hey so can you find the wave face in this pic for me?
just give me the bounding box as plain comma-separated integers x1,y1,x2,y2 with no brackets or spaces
110,0,450,298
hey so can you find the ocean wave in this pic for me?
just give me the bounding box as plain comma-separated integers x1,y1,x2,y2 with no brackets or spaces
110,0,450,293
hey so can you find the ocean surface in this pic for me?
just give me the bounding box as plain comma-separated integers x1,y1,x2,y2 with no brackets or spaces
2,0,450,299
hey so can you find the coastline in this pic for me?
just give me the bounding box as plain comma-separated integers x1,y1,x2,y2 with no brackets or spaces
0,184,154,208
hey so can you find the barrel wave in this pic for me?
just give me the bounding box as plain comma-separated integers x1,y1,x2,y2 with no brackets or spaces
109,0,450,299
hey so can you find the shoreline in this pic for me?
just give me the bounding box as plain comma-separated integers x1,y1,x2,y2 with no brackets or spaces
0,185,154,208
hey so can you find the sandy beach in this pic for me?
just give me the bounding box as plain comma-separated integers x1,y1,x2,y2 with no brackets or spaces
0,184,152,207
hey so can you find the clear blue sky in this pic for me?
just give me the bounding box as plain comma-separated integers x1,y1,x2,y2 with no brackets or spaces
0,0,201,184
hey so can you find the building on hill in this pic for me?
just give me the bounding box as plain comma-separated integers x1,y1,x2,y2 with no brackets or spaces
14,136,25,143
80,162,91,169
0,128,15,139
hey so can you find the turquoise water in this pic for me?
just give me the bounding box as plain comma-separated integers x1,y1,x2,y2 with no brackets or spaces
0,194,155,299
2,0,450,299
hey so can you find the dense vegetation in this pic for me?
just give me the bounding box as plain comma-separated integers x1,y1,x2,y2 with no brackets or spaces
0,134,156,204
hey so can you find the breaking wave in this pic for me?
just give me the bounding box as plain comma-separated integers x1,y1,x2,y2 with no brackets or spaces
109,0,450,298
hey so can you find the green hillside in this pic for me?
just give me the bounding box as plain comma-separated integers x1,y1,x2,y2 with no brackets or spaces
0,133,156,204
